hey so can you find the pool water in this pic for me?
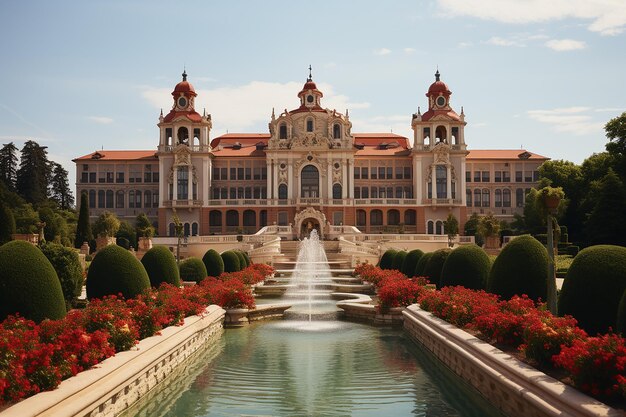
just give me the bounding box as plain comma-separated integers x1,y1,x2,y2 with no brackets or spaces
123,320,502,417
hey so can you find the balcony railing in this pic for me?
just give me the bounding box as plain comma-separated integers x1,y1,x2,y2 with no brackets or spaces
162,199,203,208
157,145,211,153
422,198,463,206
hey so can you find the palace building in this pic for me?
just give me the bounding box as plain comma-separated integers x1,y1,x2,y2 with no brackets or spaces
74,70,548,239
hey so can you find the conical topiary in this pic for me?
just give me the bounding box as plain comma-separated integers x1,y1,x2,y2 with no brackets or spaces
179,257,208,283
87,244,150,300
234,250,246,271
440,244,490,290
0,240,66,322
391,250,407,271
379,249,397,270
422,248,451,286
141,245,180,287
202,248,224,277
414,252,433,277
221,250,241,273
402,249,424,277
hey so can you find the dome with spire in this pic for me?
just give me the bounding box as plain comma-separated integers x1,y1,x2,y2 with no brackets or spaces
427,69,451,96
173,70,197,96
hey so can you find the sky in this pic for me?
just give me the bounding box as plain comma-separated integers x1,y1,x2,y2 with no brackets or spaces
0,0,625,188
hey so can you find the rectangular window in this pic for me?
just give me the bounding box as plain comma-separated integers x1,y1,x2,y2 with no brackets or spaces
261,167,267,180
378,167,385,179
177,168,188,200
386,167,393,179
212,167,220,180
436,165,447,199
129,165,141,183
98,171,106,183
466,171,471,182
354,188,360,199
482,171,490,182
503,171,510,182
89,172,96,183
525,171,533,182
81,172,88,183
230,167,236,180
116,172,124,183
221,168,227,180
237,167,244,180
144,165,152,183
371,168,377,179
220,188,227,199
533,170,539,181
354,168,360,180
404,167,411,179
371,187,378,198
253,167,261,180
474,171,481,182
395,167,403,179
362,187,369,198
245,167,251,180
516,171,523,182
362,167,368,179
495,171,502,182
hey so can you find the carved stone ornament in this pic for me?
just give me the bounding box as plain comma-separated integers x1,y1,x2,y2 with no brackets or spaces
293,207,328,236
174,144,191,166
432,142,451,164
291,133,331,150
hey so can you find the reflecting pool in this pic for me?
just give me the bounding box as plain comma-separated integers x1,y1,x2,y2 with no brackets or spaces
123,320,502,417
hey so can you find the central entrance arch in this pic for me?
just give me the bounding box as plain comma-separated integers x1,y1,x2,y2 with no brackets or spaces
301,165,319,197
293,207,327,239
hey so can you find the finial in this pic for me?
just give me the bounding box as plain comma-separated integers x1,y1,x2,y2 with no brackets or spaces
160,108,163,116
345,109,349,118
203,108,206,117
417,106,421,115
435,67,440,82
461,106,464,115
307,64,312,82
182,68,187,81
271,107,276,119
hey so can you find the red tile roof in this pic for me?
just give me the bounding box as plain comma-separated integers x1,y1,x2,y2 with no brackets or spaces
163,110,203,123
73,150,157,162
353,133,411,148
420,109,461,122
467,150,549,160
210,133,270,148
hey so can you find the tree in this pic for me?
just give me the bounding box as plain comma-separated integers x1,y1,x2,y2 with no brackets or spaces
13,204,40,234
75,191,93,248
116,220,137,249
0,142,18,191
136,213,155,238
16,140,51,205
477,212,501,241
0,202,16,244
443,212,459,247
463,212,483,247
93,211,120,238
49,162,74,210
605,111,626,180
585,169,626,246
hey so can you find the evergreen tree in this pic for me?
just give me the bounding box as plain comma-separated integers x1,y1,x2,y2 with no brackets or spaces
0,142,18,191
16,140,51,205
50,162,74,209
75,191,93,248
585,169,626,246
0,202,16,244
605,111,626,181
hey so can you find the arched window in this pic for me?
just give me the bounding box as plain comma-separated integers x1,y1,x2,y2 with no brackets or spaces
134,190,141,208
333,123,341,139
192,222,198,236
88,190,96,208
116,190,125,208
278,184,288,200
192,128,200,147
301,165,319,197
436,165,447,199
356,209,366,226
129,190,135,208
279,123,287,139
168,223,175,237
503,189,511,207
387,209,400,225
209,210,222,226
177,167,188,200
427,220,434,234
144,190,151,208
404,209,416,225
482,189,490,207
466,189,472,207
177,127,189,145
495,189,502,207
371,209,383,226
306,118,314,132
516,188,524,207
260,210,268,227
435,220,444,235
474,189,481,207
98,190,105,208
243,210,256,227
226,210,239,227
105,190,113,208
332,183,342,199
435,125,447,142
184,223,190,237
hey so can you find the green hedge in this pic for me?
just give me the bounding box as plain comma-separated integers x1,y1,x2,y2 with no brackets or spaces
440,245,490,290
202,249,224,277
179,257,208,283
141,245,180,287
391,251,407,271
402,249,424,277
414,252,433,277
40,243,84,309
379,249,397,270
487,235,548,301
86,244,150,300
422,248,451,286
0,240,66,322
221,250,241,273
559,245,626,335
234,250,247,271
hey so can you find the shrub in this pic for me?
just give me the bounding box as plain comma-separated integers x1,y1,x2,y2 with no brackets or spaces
379,249,397,270
414,252,433,277
402,249,424,277
221,250,241,272
0,240,66,322
92,211,120,238
0,203,16,245
116,237,130,250
141,245,180,287
422,248,451,286
40,243,84,309
241,251,252,267
86,244,150,300
202,248,224,277
440,245,490,290
378,278,424,313
179,257,208,283
559,245,626,335
234,250,247,271
487,235,548,301
391,250,407,271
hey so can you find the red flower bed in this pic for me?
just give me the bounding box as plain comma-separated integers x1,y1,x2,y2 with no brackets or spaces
357,263,626,403
0,263,272,406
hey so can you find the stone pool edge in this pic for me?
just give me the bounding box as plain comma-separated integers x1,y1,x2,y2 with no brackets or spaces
0,305,225,417
403,304,622,417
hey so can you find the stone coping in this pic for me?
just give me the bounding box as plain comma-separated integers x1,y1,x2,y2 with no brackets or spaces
224,304,292,327
403,305,622,417
0,305,225,417
334,293,405,325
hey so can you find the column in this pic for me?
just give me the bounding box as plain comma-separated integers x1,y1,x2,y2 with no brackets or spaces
348,159,354,198
460,159,467,206
204,158,210,205
413,156,421,203
172,165,178,201
159,159,165,206
342,159,348,198
327,161,333,200
272,160,278,201
287,160,294,199
188,165,193,202
446,165,452,201
266,160,272,200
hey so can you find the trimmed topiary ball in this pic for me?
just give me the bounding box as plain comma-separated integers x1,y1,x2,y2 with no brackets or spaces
414,252,433,277
0,240,66,322
221,250,241,273
241,251,252,267
40,243,84,309
234,250,247,271
179,257,208,283
87,244,150,300
202,248,224,278
392,251,407,272
440,244,490,290
402,249,424,277
423,248,451,286
379,249,397,270
559,245,626,335
141,245,180,287
488,235,548,302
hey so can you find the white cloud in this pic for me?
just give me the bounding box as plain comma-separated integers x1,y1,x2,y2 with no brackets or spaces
457,41,473,48
545,39,586,51
437,0,626,36
486,36,526,47
87,116,114,124
527,106,604,135
595,107,623,112
374,48,392,55
404,47,416,54
140,81,370,134
351,114,413,144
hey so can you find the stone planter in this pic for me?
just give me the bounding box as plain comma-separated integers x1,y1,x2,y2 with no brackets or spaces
138,236,153,251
